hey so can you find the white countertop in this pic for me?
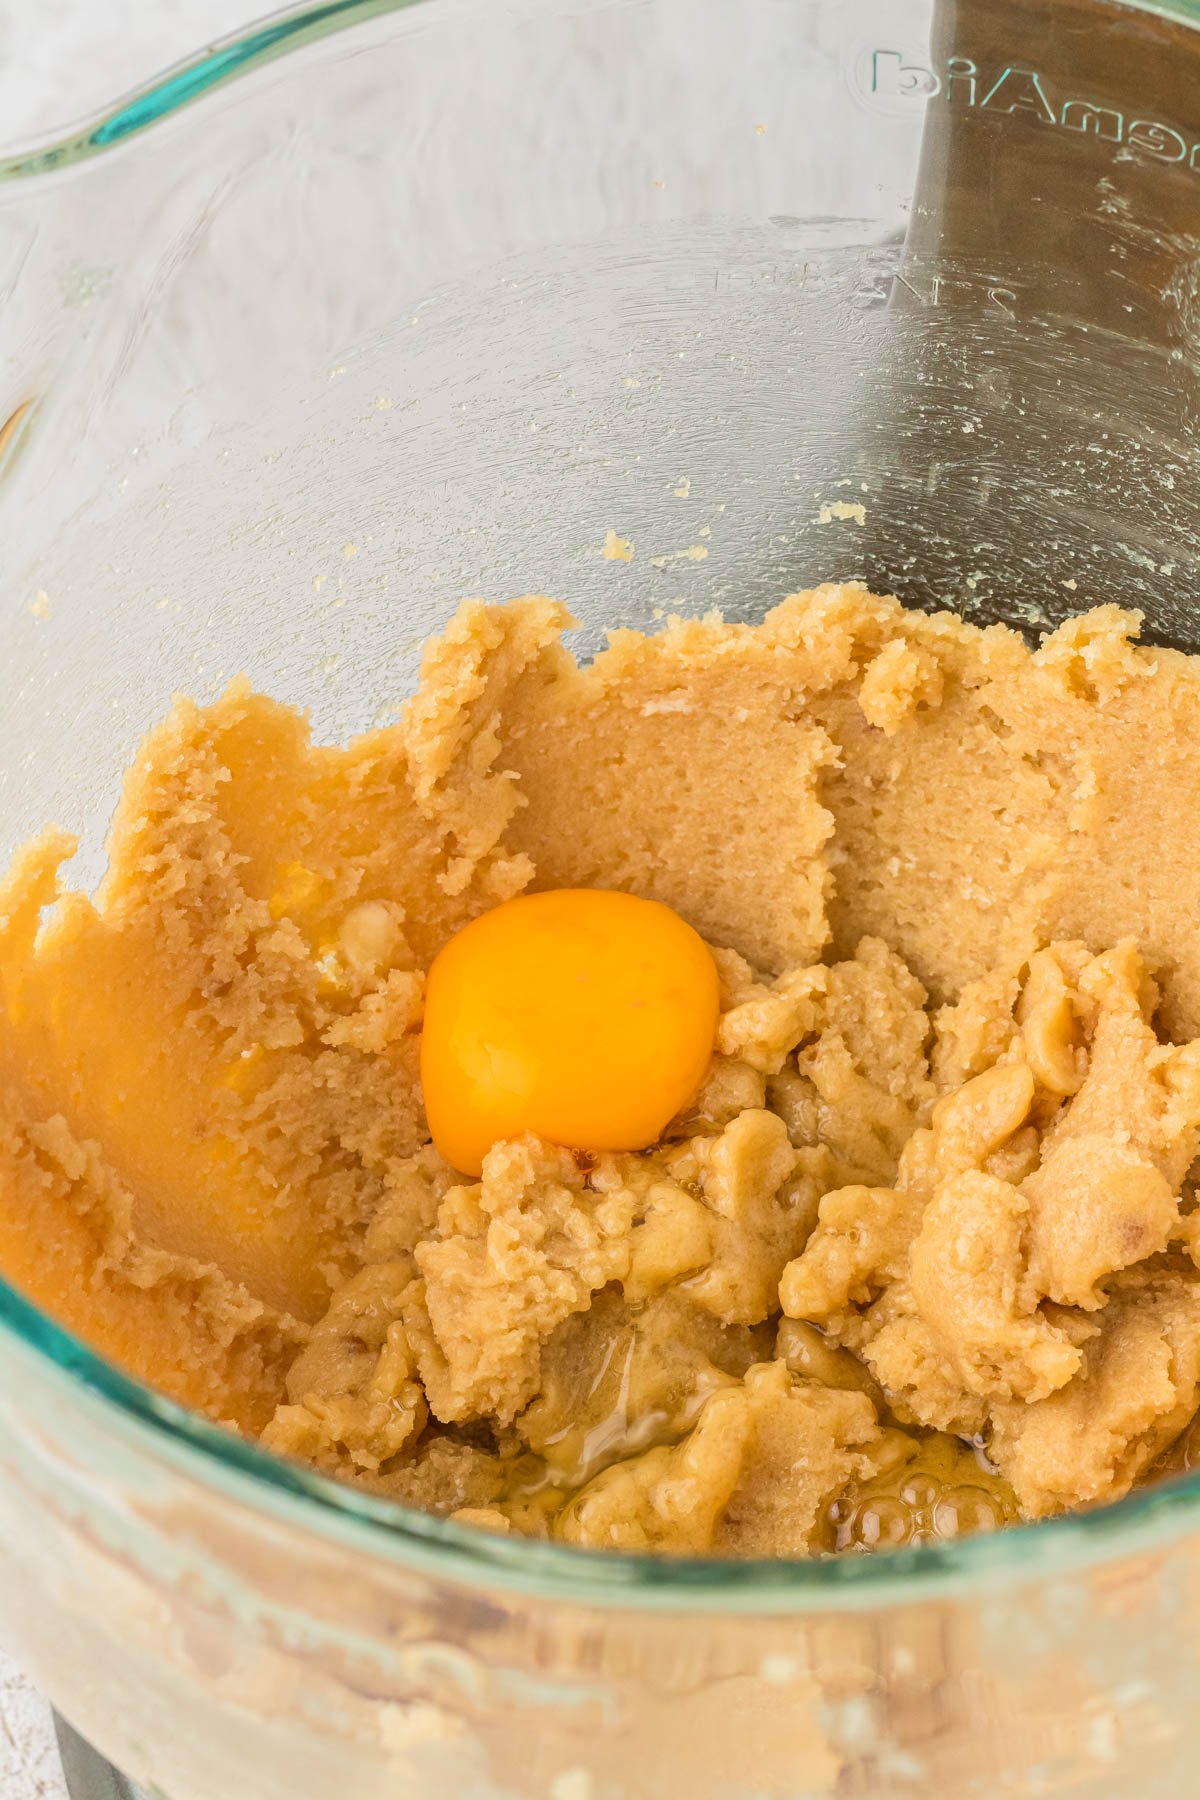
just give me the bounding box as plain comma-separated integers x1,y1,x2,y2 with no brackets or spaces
0,10,259,1797
0,1665,65,1800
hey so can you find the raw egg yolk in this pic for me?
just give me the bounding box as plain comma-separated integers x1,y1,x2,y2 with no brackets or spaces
420,889,721,1177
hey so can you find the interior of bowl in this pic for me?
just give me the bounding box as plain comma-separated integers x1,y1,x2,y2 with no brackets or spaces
4,0,1200,1601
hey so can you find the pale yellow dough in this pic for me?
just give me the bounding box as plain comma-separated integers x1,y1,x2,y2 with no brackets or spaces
5,584,1200,1553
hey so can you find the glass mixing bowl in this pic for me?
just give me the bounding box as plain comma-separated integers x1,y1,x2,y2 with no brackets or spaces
4,0,1200,1793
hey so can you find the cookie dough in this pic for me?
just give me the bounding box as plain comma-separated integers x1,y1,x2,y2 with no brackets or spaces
5,583,1200,1554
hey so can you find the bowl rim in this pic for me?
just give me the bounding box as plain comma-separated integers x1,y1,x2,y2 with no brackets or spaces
1,0,1200,178
4,0,1200,1613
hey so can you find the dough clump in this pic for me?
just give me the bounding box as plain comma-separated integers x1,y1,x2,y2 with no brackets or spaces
5,585,1200,1552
